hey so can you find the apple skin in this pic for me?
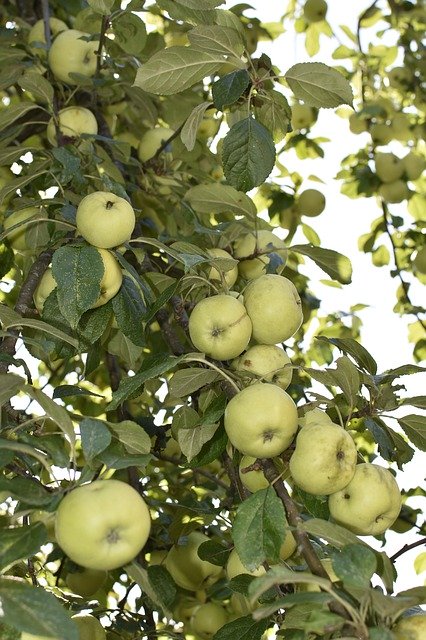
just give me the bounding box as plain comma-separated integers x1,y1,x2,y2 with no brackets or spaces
291,103,316,130
47,107,98,145
392,614,426,640
224,382,298,458
65,567,107,598
349,113,368,135
328,463,402,536
289,421,357,495
403,152,425,181
226,548,266,580
207,248,238,288
76,191,135,249
48,29,98,85
28,17,68,58
138,127,174,162
55,479,151,571
238,455,269,493
233,230,288,280
303,0,328,22
297,189,326,217
279,526,297,561
375,152,404,183
387,66,413,90
21,633,60,640
188,294,252,361
244,274,303,345
71,614,105,640
190,602,228,639
370,123,393,146
33,268,57,313
391,112,413,142
378,179,410,203
298,407,333,428
233,344,293,390
165,531,222,591
3,207,46,251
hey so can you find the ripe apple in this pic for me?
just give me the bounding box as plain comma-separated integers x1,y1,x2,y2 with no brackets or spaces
188,294,252,360
303,0,328,22
190,602,228,639
226,548,266,580
55,479,151,570
412,246,426,274
349,113,368,135
374,152,404,183
48,29,98,84
328,463,402,535
47,107,98,145
298,407,333,428
289,421,357,495
207,248,238,288
138,127,174,162
392,614,426,640
370,123,393,146
71,614,105,640
378,179,410,203
165,531,222,591
27,17,68,58
387,66,413,89
3,207,46,251
76,191,135,248
233,230,288,280
297,189,326,217
403,151,425,181
91,248,123,308
244,274,303,344
65,567,107,598
233,344,293,390
291,102,316,129
224,382,298,458
33,268,57,313
238,455,269,493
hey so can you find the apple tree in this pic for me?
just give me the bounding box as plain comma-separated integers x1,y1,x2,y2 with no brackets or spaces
0,1,425,639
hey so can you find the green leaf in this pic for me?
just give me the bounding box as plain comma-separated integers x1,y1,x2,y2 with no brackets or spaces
0,164,49,206
331,544,377,588
212,69,250,110
178,0,223,8
147,565,177,611
80,418,112,461
188,25,244,58
52,385,104,400
24,386,75,448
185,183,257,218
133,47,223,95
213,615,270,640
87,0,115,13
233,487,286,570
97,440,150,470
18,72,53,104
0,577,79,640
187,424,228,467
0,304,79,349
0,103,40,133
51,148,81,185
364,417,395,462
156,0,216,25
198,540,230,566
178,422,219,462
328,356,360,407
181,101,213,151
113,11,147,54
290,243,352,284
248,566,331,602
0,373,24,406
0,523,48,573
112,275,146,346
169,368,220,397
142,281,179,325
300,518,365,548
316,336,377,374
255,90,291,143
398,415,426,451
222,117,276,192
401,396,426,409
108,420,151,455
52,245,104,330
0,477,52,507
285,62,354,108
127,562,173,618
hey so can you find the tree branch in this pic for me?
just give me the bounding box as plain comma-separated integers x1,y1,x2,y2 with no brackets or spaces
390,536,426,562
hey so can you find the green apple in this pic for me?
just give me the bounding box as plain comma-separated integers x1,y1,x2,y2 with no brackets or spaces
3,207,46,251
91,248,123,308
48,29,98,84
233,344,293,390
173,595,203,626
30,510,56,542
412,246,426,274
403,151,425,181
378,179,410,203
297,189,326,217
391,112,413,141
349,113,368,135
0,166,14,208
244,274,303,344
28,17,68,58
233,230,288,280
370,123,393,146
224,382,298,458
71,614,105,640
207,248,238,288
146,549,168,565
328,463,402,535
303,0,328,22
76,191,135,248
238,455,269,493
190,602,228,639
165,531,222,591
374,152,404,183
197,115,221,140
289,421,357,495
21,634,60,640
188,294,252,360
33,268,57,313
55,479,151,571
47,107,98,145
226,548,266,580
291,103,316,130
298,407,333,428
65,567,107,598
279,526,297,561
115,130,140,148
138,127,174,162
387,66,413,90
393,614,426,640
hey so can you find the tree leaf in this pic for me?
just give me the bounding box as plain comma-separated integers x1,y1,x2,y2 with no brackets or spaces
181,101,213,151
398,415,426,451
108,420,151,454
113,11,147,54
285,62,354,108
185,183,257,218
156,0,216,25
24,386,75,448
186,424,228,467
112,275,146,346
300,518,366,548
198,539,230,566
248,565,331,602
401,396,426,410
80,418,112,461
330,544,377,588
327,356,360,407
0,523,48,573
0,477,52,507
87,0,115,13
52,385,104,400
212,69,250,110
178,421,219,461
97,440,150,470
127,562,173,618
18,72,54,104
222,117,276,192
178,0,223,9
188,25,244,58
147,565,177,611
0,103,40,133
290,244,352,284
133,47,223,95
255,90,291,143
169,368,220,398
316,336,377,374
0,373,24,406
213,615,270,640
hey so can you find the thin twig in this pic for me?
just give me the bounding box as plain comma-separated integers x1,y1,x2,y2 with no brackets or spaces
390,537,426,562
154,451,230,490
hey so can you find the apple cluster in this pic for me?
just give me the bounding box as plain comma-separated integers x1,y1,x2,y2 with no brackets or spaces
374,151,425,204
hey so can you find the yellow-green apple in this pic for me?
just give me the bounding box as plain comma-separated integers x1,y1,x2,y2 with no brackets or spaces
370,123,393,146
291,103,316,129
328,463,402,535
238,455,269,493
76,191,135,248
55,479,151,570
393,614,426,640
298,407,333,428
412,246,426,274
375,152,404,183
47,107,98,145
226,548,266,580
71,614,105,640
173,595,203,626
33,268,57,313
197,115,221,140
391,112,413,141
188,294,252,360
146,549,168,565
28,17,68,58
21,634,59,640
207,248,238,288
65,567,107,598
403,151,425,181
378,179,410,203
3,207,46,251
297,189,326,217
279,526,297,561
233,344,293,390
224,382,298,458
387,66,413,89
298,557,339,592
138,127,174,162
349,113,368,135
0,166,14,209
48,29,98,84
289,421,357,495
91,248,123,308
30,509,56,542
165,531,222,591
303,0,328,22
233,230,288,280
190,602,228,639
244,274,303,344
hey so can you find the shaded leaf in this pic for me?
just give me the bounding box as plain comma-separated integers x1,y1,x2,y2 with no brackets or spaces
188,25,244,58
181,101,213,151
169,368,220,397
112,275,146,346
285,62,353,108
0,523,48,573
398,415,426,451
185,183,257,218
212,69,250,110
80,418,112,461
108,420,151,454
213,615,270,640
291,243,352,284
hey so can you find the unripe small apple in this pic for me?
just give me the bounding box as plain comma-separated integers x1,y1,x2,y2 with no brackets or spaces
226,548,266,580
392,614,426,640
165,531,222,591
370,123,393,146
374,152,404,183
65,567,107,598
403,151,425,181
190,602,228,639
28,17,68,58
349,113,368,135
233,230,288,280
48,29,98,85
71,614,106,640
303,0,328,22
47,107,98,145
21,633,60,640
33,268,57,313
233,344,293,390
138,127,174,162
297,189,326,217
76,191,135,249
391,112,413,141
291,103,316,130
207,248,238,288
387,66,414,90
3,207,46,251
378,179,410,203
238,455,269,493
